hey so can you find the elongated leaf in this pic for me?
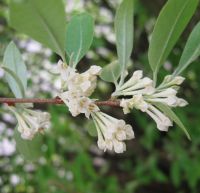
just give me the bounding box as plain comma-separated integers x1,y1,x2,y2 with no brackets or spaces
14,128,42,161
148,0,199,78
9,0,66,60
174,22,200,76
66,13,94,67
100,60,121,83
2,67,25,97
115,0,134,82
155,103,191,140
3,42,27,98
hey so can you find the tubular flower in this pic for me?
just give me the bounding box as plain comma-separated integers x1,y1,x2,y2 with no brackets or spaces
149,75,188,107
158,75,185,89
120,95,173,131
145,104,173,131
120,94,148,114
91,111,134,153
145,88,188,107
112,70,155,97
8,105,51,140
51,60,75,82
66,65,102,97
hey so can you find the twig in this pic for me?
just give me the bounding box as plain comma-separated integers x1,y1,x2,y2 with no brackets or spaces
0,97,120,107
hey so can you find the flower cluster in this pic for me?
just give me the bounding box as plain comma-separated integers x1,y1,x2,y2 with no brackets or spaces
92,111,134,153
53,60,102,118
113,71,155,97
54,60,135,153
8,104,51,140
59,92,99,118
115,71,187,132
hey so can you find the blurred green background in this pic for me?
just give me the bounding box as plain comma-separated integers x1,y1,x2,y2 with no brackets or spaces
0,0,200,193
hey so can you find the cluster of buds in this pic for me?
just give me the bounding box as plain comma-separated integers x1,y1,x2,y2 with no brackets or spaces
113,71,155,97
8,104,51,140
116,71,187,132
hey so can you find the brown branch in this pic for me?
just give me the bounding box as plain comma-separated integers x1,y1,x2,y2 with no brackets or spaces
0,97,120,107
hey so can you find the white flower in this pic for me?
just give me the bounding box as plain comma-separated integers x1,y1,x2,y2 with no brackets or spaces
25,109,51,132
51,60,77,89
151,75,188,107
56,65,102,119
146,88,188,107
117,73,188,134
51,60,71,81
176,98,188,107
113,70,155,96
117,72,187,108
146,105,173,131
67,65,102,97
8,105,51,140
120,94,148,114
162,75,185,86
120,95,173,131
92,111,134,153
54,61,102,119
59,91,99,118
87,65,102,75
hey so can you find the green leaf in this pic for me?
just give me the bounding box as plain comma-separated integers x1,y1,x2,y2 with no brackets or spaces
148,0,199,80
115,0,134,82
3,42,27,98
66,13,94,67
174,22,200,76
2,66,25,98
9,0,66,60
155,103,191,140
100,60,121,84
14,128,43,161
